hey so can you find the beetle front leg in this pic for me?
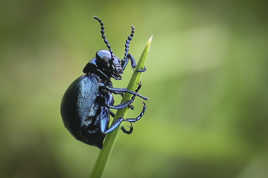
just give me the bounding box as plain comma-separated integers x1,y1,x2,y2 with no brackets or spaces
121,53,136,71
121,53,146,72
127,53,146,72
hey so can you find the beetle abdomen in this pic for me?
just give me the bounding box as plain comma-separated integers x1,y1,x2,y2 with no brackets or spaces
77,75,100,127
61,74,102,146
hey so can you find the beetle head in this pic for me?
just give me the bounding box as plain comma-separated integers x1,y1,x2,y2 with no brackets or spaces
93,16,135,81
96,50,123,80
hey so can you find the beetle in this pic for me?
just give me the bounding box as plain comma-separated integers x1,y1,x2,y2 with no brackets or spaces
60,16,147,149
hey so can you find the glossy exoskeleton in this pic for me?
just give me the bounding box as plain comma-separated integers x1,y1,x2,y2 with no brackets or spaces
61,16,147,149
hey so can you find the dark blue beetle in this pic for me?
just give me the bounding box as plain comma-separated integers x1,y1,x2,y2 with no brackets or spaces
61,17,147,149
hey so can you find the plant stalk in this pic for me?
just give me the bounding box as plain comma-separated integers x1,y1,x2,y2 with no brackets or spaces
89,36,153,178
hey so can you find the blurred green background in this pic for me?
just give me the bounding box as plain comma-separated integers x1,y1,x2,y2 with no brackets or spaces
1,0,268,178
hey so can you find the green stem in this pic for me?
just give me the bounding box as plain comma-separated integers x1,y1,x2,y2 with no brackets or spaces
89,36,153,178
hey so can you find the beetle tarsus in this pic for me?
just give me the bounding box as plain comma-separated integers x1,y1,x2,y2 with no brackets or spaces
136,66,147,73
128,104,134,110
125,102,146,123
120,102,146,134
121,122,133,134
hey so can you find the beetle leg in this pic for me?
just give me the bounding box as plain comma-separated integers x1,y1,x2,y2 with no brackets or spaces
127,53,146,72
105,86,148,100
99,107,125,134
122,53,137,71
106,98,135,110
124,102,146,123
104,92,135,110
102,110,134,134
128,104,134,110
109,111,115,117
128,53,137,68
101,118,125,134
121,122,133,134
106,83,142,109
106,95,135,109
121,53,146,73
101,102,146,135
127,53,147,73
136,66,147,73
120,102,146,134
121,56,129,71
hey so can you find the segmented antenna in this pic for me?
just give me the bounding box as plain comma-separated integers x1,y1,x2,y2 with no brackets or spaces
123,25,135,60
93,16,115,60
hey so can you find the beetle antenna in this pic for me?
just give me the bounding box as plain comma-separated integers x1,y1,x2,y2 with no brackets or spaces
123,25,135,61
93,16,115,60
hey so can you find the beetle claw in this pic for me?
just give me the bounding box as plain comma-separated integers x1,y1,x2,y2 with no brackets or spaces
135,82,142,92
121,122,133,134
129,104,134,110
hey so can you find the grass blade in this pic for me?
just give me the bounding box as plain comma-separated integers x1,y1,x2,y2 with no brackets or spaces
89,36,153,178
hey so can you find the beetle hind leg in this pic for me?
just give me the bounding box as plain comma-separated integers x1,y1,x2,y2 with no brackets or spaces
101,85,146,135
99,106,125,134
121,122,133,134
121,102,146,134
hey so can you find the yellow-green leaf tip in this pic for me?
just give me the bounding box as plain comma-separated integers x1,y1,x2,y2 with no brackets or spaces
148,35,153,44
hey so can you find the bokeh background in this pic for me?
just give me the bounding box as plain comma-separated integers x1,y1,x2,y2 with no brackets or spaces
1,0,268,178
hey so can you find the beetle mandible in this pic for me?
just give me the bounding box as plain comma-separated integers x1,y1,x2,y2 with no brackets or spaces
60,16,147,149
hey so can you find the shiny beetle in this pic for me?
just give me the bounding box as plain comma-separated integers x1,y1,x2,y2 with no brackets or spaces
60,17,147,149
